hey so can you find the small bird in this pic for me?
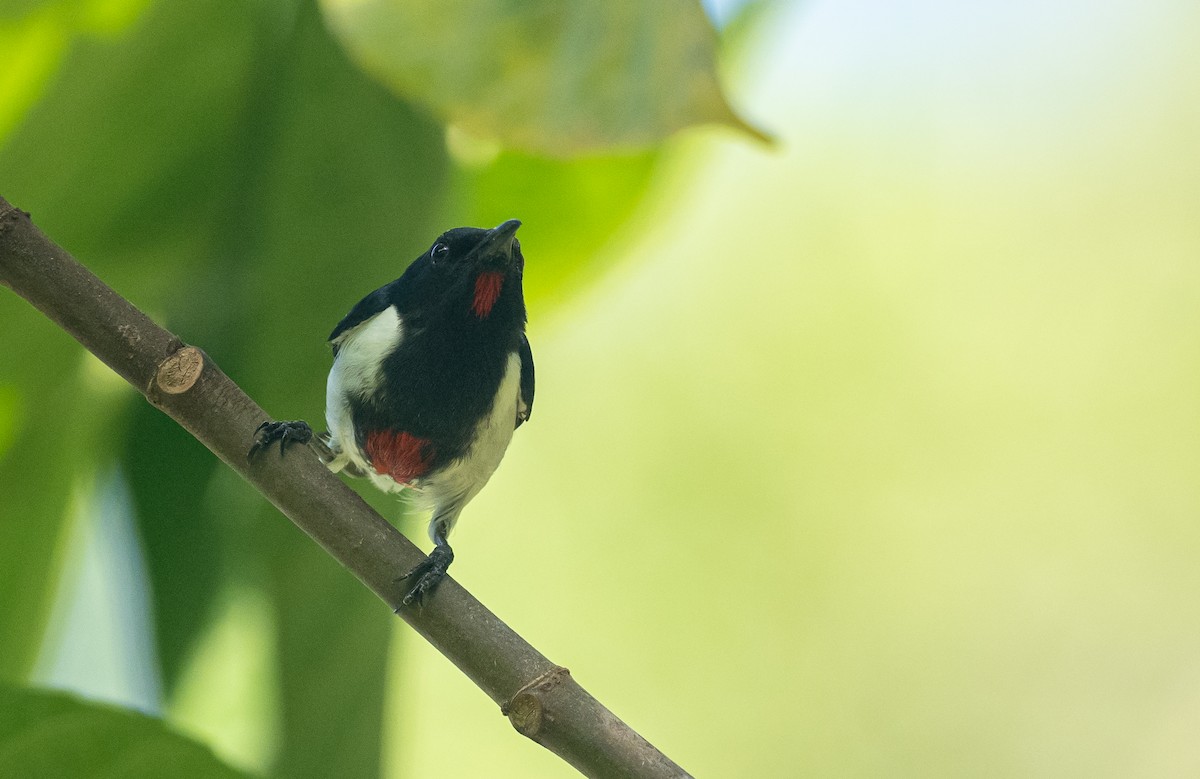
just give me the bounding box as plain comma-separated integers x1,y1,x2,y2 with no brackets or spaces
250,219,534,605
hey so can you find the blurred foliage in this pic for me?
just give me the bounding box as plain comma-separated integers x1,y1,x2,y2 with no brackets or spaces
0,383,18,454
320,0,763,156
0,685,250,778
0,0,750,776
0,330,103,680
0,0,150,140
7,0,1200,776
450,149,659,299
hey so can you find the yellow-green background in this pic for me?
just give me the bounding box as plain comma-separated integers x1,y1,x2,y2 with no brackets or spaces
3,0,1199,776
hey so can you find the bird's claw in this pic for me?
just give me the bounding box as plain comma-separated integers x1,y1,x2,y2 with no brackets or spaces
397,544,454,607
248,420,314,460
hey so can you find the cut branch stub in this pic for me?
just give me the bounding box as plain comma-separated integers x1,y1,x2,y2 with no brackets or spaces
154,346,204,395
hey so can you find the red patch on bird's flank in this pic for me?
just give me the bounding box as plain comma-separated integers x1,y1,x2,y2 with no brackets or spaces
472,271,504,318
365,429,433,484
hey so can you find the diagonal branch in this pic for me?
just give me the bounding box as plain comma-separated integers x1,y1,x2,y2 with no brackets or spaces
0,195,689,779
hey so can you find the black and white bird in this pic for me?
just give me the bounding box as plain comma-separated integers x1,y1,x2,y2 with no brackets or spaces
251,219,534,605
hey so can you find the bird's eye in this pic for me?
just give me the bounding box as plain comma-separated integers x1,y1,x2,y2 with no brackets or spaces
430,243,450,262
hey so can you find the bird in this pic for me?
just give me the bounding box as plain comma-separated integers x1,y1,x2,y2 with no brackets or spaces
249,219,534,606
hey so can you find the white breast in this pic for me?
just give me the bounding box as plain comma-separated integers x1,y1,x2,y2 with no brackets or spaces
324,305,403,476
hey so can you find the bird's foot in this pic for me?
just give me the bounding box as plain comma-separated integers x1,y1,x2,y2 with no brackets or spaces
397,543,454,607
248,420,313,460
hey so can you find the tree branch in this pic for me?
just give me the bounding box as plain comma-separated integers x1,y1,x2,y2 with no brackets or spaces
0,196,689,779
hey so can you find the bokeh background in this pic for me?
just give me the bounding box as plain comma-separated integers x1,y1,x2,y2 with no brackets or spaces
3,0,1200,776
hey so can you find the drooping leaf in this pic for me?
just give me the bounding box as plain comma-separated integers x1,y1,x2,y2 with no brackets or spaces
0,684,251,778
0,0,163,680
3,2,446,776
0,0,272,698
251,514,393,779
0,301,127,681
124,403,224,693
319,0,765,156
221,4,449,778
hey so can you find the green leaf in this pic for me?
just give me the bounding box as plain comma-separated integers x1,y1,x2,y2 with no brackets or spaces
448,149,658,307
0,684,251,778
319,0,764,156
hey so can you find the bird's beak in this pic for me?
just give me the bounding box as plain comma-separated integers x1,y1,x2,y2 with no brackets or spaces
476,219,521,268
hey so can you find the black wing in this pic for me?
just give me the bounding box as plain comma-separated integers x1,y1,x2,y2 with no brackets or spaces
328,283,394,354
516,332,535,429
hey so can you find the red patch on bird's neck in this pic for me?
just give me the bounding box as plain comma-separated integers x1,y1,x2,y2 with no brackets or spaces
472,271,504,318
365,429,433,484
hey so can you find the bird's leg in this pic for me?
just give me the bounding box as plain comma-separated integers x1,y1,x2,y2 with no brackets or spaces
397,520,454,607
248,420,319,459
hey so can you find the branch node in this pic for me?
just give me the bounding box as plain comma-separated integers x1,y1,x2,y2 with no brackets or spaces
502,664,571,735
506,692,543,736
154,345,204,395
0,200,28,234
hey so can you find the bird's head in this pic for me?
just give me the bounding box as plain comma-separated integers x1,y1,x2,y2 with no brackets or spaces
398,219,525,323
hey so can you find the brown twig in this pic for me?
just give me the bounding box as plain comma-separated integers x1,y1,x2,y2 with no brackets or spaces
0,195,689,779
